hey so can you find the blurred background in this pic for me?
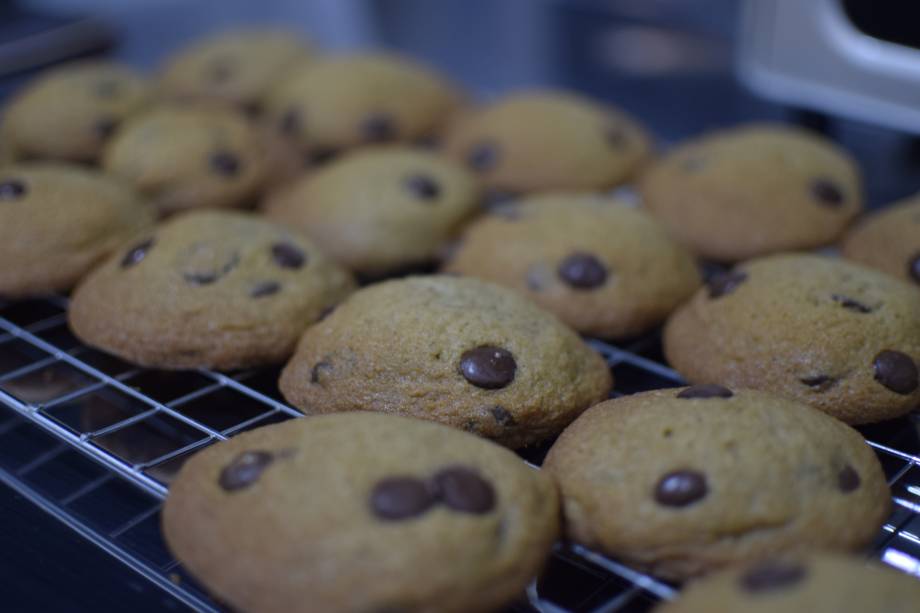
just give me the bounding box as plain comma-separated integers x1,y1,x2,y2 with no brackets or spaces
2,0,919,202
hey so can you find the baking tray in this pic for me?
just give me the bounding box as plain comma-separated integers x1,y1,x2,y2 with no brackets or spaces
0,293,918,612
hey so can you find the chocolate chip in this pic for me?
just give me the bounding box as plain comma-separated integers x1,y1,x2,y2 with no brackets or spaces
310,361,331,384
831,294,872,313
707,271,747,299
414,135,439,149
459,346,517,389
94,79,121,98
838,465,861,492
676,384,733,399
739,560,807,593
466,141,499,172
271,242,306,269
183,253,239,285
490,406,516,426
370,477,436,520
557,253,608,289
799,375,835,391
404,174,441,201
431,466,496,514
0,179,26,200
307,148,338,165
218,450,273,491
362,113,396,142
483,189,518,209
210,151,241,177
908,253,920,284
94,117,119,139
810,178,845,207
654,470,708,507
250,281,281,298
120,238,154,268
241,102,260,118
280,108,301,136
873,350,918,395
606,126,628,149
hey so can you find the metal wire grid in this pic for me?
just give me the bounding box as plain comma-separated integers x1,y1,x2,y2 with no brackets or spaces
0,296,918,613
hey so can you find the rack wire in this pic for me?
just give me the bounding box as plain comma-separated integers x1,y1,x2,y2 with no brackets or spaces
0,295,918,612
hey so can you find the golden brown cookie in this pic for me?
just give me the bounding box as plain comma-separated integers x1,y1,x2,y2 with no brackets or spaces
842,192,920,286
163,412,559,613
543,387,890,581
159,30,312,111
102,105,266,215
443,193,701,338
69,210,355,370
441,90,652,195
640,124,863,261
2,61,151,163
279,275,612,448
655,553,920,613
264,146,481,276
0,163,153,298
664,253,920,423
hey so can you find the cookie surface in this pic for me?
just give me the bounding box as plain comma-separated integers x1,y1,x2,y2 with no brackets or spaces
69,210,355,370
2,62,151,162
102,105,266,215
262,53,461,158
279,275,612,447
441,90,651,194
543,387,890,580
264,147,481,276
842,192,920,286
443,193,701,338
640,124,862,261
163,412,559,613
0,163,153,298
655,553,920,613
159,30,311,111
664,253,920,424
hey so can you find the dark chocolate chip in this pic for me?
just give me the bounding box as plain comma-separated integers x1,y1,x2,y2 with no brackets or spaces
310,361,331,384
431,466,496,514
280,108,301,136
810,178,845,207
361,113,396,142
838,465,861,492
183,253,239,285
606,126,628,149
908,253,920,284
241,102,260,118
873,350,918,395
210,151,241,177
799,375,835,391
94,79,121,98
413,135,439,149
120,238,154,268
676,384,733,399
0,179,27,200
459,346,517,389
370,476,436,520
654,470,708,507
250,281,281,298
307,148,338,166
557,253,608,289
94,117,119,139
707,271,748,299
831,294,872,313
490,406,516,426
739,560,807,593
466,141,499,172
271,242,306,269
404,174,441,201
218,450,273,491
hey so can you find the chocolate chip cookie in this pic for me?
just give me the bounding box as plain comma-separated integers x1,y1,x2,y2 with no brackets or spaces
640,124,862,261
102,105,266,215
656,553,920,613
0,163,153,298
163,411,559,613
279,275,612,447
842,192,920,286
443,193,701,338
441,90,652,195
69,210,355,370
159,30,311,112
262,53,462,160
264,146,481,276
2,61,151,163
543,387,890,580
664,253,920,424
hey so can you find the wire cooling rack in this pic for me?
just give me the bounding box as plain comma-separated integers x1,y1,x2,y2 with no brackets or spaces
0,295,918,612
